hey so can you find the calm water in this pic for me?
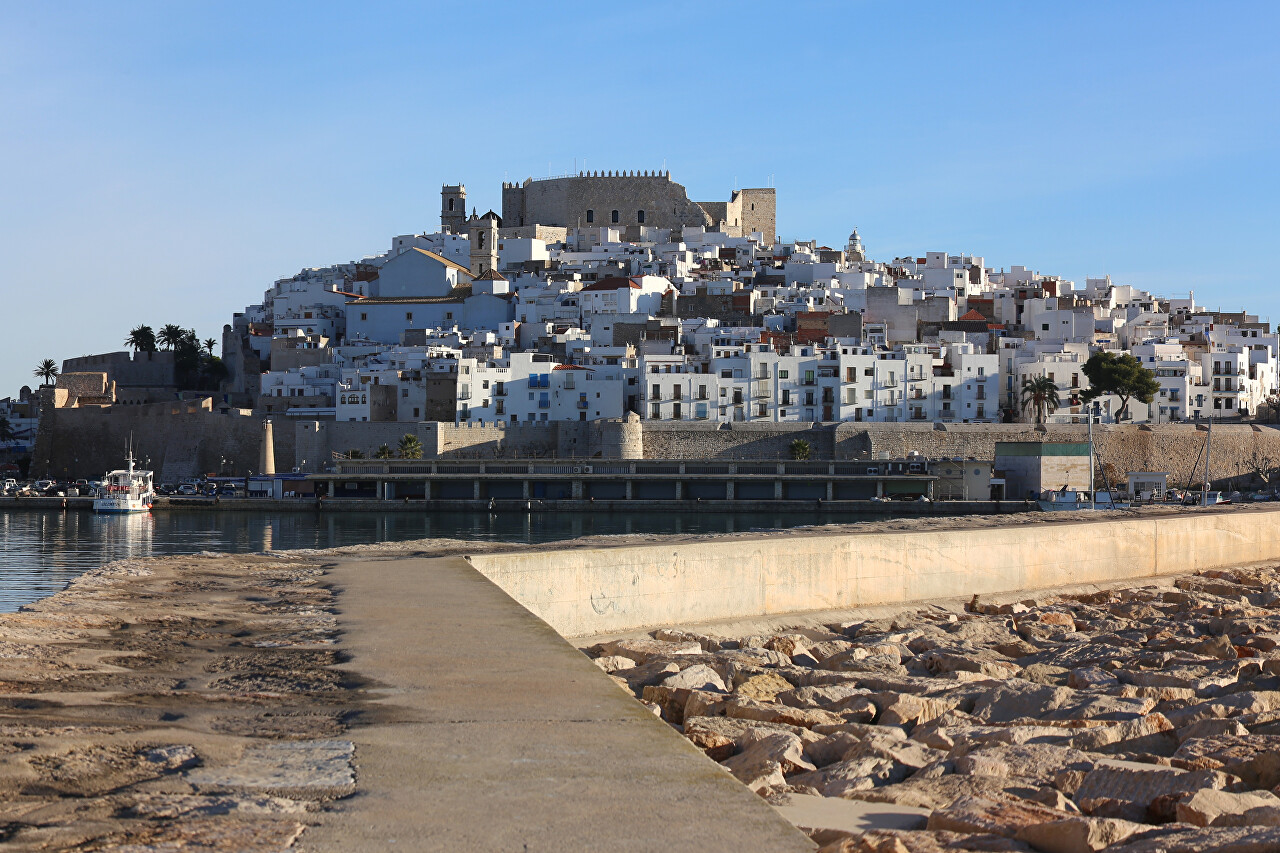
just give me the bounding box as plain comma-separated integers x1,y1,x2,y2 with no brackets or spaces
0,508,888,613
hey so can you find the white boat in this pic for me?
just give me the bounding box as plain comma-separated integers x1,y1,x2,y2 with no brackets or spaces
93,453,155,514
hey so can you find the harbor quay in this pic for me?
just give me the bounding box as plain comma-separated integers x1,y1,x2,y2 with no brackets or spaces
1,507,1280,850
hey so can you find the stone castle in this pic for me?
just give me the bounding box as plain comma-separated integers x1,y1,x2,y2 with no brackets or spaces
441,172,776,243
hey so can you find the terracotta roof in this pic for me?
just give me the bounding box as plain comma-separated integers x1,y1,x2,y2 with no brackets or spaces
474,269,507,281
959,309,987,321
553,364,592,371
407,247,472,277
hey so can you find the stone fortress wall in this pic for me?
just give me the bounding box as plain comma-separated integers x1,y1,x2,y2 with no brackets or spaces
35,396,1280,491
500,172,776,243
32,400,286,484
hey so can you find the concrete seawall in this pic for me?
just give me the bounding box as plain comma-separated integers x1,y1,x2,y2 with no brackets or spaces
467,505,1280,637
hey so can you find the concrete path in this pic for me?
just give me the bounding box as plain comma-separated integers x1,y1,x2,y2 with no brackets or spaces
301,555,814,853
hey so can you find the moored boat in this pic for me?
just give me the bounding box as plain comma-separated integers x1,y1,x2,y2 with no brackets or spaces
93,453,155,514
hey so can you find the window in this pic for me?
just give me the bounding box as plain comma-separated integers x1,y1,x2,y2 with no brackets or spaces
779,369,789,379
586,209,594,223
448,198,454,211
360,313,367,321
413,407,419,418
611,210,619,224
406,312,413,321
637,210,645,224
1042,323,1049,331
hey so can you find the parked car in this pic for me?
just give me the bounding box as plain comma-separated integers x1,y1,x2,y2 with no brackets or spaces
157,484,175,496
176,484,198,496
34,480,54,492
218,483,240,497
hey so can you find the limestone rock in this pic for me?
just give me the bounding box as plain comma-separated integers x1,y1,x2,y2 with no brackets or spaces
926,793,1070,836
876,693,959,729
593,654,635,672
735,670,794,702
1074,763,1234,822
598,637,702,663
660,663,727,693
1176,788,1280,827
1015,815,1141,853
721,729,816,793
1173,733,1280,788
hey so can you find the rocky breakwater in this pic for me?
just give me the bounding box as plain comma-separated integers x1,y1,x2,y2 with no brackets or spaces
0,553,362,851
588,565,1280,852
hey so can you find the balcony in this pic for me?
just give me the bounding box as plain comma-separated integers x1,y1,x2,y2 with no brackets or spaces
576,400,589,409
939,410,956,420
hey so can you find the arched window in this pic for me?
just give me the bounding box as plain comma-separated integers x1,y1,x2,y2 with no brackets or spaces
611,210,619,224
361,394,367,404
477,232,485,249
448,198,454,211
637,210,645,224
586,209,594,223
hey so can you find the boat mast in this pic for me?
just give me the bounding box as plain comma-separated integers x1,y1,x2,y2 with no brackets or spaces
1088,411,1095,506
1202,415,1212,506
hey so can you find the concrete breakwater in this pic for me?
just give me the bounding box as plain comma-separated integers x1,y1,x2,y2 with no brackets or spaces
467,505,1280,637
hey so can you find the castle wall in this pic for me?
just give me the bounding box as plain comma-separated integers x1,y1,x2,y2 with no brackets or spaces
33,401,287,483
503,174,713,233
62,351,176,389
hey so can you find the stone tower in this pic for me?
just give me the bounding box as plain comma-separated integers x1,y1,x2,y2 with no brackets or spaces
441,184,466,234
468,210,500,277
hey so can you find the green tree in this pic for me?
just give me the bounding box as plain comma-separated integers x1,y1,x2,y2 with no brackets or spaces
1020,376,1060,424
789,438,811,460
33,359,59,386
373,444,394,459
125,325,158,353
157,324,186,350
398,434,424,460
347,448,365,460
0,416,13,446
203,338,217,355
1079,351,1160,422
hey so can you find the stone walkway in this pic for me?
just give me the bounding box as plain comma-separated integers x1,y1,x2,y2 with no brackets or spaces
301,555,813,852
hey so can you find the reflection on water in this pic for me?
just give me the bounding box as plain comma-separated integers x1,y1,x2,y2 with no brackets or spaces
0,507,889,613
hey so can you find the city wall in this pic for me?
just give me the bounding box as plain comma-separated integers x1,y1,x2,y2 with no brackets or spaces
32,401,291,483
468,505,1280,637
644,422,1280,490
36,403,1280,489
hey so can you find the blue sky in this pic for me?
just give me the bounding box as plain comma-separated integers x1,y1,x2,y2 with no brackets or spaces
2,1,1277,396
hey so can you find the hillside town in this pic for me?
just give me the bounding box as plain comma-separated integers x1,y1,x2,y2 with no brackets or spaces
7,171,1280,482
224,172,1275,431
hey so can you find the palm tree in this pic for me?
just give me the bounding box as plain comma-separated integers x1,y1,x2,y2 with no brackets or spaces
398,434,424,460
157,324,186,351
373,444,394,460
1020,376,1061,424
203,338,217,355
33,359,59,387
125,325,158,353
789,438,811,460
348,448,365,460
